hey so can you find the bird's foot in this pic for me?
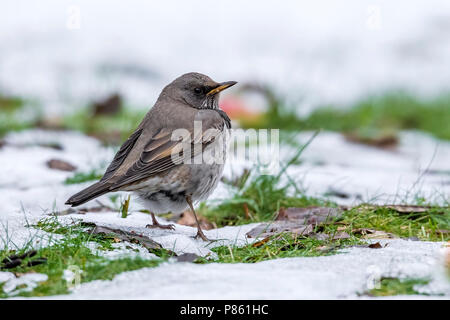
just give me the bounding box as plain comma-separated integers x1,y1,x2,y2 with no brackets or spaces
146,222,175,230
194,229,209,241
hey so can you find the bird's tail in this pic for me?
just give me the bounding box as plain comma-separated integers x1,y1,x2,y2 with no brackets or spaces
65,181,112,207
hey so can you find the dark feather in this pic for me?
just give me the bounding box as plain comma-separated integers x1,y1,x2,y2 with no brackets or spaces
101,128,143,181
65,181,111,207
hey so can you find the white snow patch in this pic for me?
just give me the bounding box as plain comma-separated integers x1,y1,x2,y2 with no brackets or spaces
45,239,448,299
2,273,48,296
0,272,15,284
0,129,448,299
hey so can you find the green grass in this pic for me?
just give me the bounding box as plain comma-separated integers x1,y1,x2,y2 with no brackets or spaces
339,205,449,242
0,94,24,112
368,277,430,297
120,195,131,218
0,95,39,137
199,175,329,227
64,169,104,185
0,218,163,298
61,107,146,144
199,232,360,264
198,203,449,265
248,92,450,141
0,92,146,144
200,133,333,227
1,205,447,297
2,91,449,145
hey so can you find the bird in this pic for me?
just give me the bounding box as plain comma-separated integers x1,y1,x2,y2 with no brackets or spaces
65,72,237,241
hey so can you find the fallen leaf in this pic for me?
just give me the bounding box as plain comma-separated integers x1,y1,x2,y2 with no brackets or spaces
324,188,351,199
352,228,376,235
247,222,314,238
276,206,342,223
89,225,162,251
278,241,306,251
38,142,63,150
177,210,215,230
352,228,397,239
27,258,47,267
46,159,77,172
332,231,350,240
247,206,342,238
252,236,271,248
345,131,398,149
384,205,432,214
315,244,341,253
175,253,200,263
364,231,397,239
310,233,330,241
312,231,350,241
243,203,250,219
368,242,383,249
92,93,122,116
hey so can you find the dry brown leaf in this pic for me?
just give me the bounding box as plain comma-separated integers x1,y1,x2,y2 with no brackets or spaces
332,231,350,240
345,132,398,149
351,228,373,235
311,233,330,241
89,225,162,251
385,205,432,213
177,210,215,230
352,228,397,239
368,242,383,249
364,230,397,239
243,203,250,219
46,159,77,172
276,206,341,223
246,222,314,238
92,93,122,116
252,237,271,248
175,253,200,263
247,206,342,238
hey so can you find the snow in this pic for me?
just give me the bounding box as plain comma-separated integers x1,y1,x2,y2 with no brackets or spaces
1,0,449,299
50,240,449,299
2,273,48,295
0,129,448,299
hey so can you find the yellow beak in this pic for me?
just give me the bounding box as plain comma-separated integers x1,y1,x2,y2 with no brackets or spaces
206,81,238,96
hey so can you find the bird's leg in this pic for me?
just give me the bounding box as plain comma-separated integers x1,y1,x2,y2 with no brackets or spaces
186,195,209,241
146,212,175,230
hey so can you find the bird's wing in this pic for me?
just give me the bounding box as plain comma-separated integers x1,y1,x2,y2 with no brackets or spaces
110,109,227,190
100,127,143,182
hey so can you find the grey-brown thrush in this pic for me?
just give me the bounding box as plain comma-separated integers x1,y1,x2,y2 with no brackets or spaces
65,72,237,241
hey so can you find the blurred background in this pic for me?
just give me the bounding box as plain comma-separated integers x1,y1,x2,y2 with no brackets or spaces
1,0,449,145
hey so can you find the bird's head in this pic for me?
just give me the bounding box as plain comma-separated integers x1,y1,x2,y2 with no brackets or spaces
162,72,237,110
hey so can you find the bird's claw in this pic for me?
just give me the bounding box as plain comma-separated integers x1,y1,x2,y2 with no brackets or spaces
146,223,175,230
194,230,209,241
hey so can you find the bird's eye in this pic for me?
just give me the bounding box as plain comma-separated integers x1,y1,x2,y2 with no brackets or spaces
194,87,202,94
